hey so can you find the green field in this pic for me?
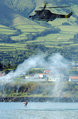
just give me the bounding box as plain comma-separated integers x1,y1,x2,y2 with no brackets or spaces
0,0,78,65
0,0,78,99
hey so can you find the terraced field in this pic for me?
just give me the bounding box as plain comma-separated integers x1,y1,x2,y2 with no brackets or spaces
0,0,78,65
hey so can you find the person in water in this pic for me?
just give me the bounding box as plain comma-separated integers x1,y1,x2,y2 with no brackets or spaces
24,101,28,106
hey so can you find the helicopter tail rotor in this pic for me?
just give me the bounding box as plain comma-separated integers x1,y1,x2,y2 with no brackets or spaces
67,12,73,18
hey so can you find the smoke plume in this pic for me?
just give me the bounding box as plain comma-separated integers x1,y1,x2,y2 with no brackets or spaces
0,53,70,83
0,53,71,97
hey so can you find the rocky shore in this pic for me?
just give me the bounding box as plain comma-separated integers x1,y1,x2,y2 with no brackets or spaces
0,97,78,102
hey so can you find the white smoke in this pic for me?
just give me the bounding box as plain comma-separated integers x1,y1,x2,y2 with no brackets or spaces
0,54,45,84
47,53,70,97
0,53,70,85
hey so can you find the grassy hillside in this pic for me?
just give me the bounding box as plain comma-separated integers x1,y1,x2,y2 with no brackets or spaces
0,0,78,67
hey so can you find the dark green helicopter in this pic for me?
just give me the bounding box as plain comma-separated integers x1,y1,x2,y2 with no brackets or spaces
29,3,73,22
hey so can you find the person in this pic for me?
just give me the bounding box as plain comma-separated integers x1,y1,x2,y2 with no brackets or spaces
24,101,28,106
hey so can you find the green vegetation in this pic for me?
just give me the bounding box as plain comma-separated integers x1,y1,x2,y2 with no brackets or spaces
0,82,78,98
0,0,78,100
0,0,78,70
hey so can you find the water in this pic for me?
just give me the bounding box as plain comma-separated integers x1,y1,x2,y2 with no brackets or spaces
0,102,78,119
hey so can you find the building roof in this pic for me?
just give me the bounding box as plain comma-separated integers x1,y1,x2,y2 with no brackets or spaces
44,70,51,74
69,76,78,79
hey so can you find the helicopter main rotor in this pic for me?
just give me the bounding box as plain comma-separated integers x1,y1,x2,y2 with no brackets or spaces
40,2,70,9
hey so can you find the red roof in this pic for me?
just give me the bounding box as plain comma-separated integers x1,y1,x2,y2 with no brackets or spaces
44,70,51,74
69,76,78,79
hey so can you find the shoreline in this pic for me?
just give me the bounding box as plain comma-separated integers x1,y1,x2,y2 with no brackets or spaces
0,97,78,102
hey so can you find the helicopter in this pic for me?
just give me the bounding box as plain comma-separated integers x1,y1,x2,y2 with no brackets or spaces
29,3,73,22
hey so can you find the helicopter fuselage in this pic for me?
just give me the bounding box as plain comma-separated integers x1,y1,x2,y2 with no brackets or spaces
29,9,57,21
29,9,73,22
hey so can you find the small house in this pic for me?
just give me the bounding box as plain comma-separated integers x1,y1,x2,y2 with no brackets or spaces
69,76,78,82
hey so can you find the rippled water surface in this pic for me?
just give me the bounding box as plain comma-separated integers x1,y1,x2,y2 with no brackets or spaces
0,102,78,119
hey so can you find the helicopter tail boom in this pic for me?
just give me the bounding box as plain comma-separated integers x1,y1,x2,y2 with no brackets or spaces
57,12,73,19
64,12,73,18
